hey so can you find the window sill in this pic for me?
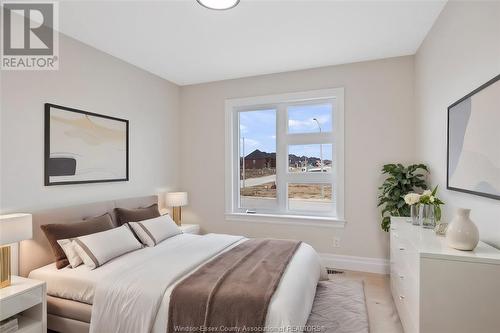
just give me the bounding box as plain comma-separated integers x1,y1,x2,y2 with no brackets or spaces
225,212,346,228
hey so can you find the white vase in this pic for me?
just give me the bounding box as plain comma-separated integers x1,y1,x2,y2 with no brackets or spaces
446,208,479,251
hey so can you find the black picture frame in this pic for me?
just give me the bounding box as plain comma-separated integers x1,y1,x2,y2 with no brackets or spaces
447,74,500,200
44,103,129,186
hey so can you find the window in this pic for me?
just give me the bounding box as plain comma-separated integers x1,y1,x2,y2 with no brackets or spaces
225,89,344,224
239,109,277,211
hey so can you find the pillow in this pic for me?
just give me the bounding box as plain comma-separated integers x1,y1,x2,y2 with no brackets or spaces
129,215,181,247
73,225,142,269
56,239,83,268
41,213,115,269
114,204,160,226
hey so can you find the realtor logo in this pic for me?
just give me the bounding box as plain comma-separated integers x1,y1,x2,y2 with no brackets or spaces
1,1,59,70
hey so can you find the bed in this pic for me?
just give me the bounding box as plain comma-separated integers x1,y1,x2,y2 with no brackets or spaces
20,196,323,333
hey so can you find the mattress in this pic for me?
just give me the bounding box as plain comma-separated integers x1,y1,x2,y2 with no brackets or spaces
29,233,202,304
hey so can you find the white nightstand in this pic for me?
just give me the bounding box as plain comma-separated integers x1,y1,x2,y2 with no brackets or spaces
179,224,200,234
0,276,46,333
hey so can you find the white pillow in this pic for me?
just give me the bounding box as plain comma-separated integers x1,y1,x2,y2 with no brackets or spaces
73,225,142,270
57,239,83,268
129,215,181,247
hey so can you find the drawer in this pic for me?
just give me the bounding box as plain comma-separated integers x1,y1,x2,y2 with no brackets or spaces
393,274,418,333
0,286,42,321
390,233,404,264
392,265,416,299
392,277,410,329
390,228,400,252
399,270,419,317
393,238,419,276
390,265,399,296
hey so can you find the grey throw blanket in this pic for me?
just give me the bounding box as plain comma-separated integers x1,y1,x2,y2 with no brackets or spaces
168,238,302,333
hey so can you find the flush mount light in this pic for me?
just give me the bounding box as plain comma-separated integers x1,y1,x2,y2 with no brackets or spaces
196,0,240,10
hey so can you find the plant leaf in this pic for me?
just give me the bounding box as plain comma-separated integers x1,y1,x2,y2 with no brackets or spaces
377,163,429,232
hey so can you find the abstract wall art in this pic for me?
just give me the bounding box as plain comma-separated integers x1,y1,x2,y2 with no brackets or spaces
447,74,500,200
44,103,129,186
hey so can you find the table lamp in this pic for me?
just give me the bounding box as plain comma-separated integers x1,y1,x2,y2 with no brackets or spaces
0,214,32,288
166,192,188,226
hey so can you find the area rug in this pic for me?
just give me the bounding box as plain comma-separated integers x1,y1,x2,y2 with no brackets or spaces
306,279,369,333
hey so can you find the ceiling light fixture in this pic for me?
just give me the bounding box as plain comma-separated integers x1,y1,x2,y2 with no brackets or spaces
196,0,240,10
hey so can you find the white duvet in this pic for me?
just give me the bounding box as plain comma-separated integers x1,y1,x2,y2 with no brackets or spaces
30,233,322,333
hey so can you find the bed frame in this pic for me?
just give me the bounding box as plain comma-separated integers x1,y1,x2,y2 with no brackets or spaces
19,195,159,333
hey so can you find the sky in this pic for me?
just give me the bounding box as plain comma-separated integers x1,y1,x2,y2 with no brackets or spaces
239,104,333,160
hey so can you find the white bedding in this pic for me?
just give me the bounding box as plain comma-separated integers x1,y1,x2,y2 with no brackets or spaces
30,233,322,333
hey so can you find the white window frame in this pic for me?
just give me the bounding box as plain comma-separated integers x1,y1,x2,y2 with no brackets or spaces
225,88,345,227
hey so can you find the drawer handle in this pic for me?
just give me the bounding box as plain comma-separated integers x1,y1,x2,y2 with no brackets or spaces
399,295,405,300
399,274,404,279
399,247,405,251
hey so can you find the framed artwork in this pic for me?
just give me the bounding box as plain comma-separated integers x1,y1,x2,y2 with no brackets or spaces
447,74,500,200
44,103,129,186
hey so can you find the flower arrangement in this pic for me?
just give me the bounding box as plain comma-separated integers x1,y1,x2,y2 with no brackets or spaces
404,186,445,227
418,186,445,222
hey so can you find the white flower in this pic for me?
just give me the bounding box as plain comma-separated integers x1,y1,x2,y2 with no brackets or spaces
422,190,432,196
404,193,421,205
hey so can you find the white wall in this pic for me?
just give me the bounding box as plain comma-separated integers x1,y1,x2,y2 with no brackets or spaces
0,33,181,212
415,1,500,248
180,56,416,260
7,1,497,262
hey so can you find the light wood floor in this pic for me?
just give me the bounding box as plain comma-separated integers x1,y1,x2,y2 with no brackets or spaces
330,270,403,333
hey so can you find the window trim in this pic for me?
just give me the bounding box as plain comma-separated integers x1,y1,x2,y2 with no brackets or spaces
225,88,345,223
225,212,346,228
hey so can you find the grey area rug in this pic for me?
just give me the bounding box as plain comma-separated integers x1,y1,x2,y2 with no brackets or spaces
306,279,369,333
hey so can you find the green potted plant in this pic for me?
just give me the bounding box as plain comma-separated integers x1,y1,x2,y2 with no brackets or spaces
377,163,429,231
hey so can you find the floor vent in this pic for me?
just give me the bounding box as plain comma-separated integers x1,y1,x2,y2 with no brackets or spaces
326,268,344,275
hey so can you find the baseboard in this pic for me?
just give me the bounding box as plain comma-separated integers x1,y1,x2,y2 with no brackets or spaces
319,253,389,274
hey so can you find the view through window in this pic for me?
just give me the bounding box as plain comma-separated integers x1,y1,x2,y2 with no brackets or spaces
237,101,337,216
239,109,277,210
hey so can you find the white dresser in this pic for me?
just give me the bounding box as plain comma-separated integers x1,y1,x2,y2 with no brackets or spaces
390,217,500,333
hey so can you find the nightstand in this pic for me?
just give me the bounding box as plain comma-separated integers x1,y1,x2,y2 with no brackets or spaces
0,276,46,333
179,224,200,234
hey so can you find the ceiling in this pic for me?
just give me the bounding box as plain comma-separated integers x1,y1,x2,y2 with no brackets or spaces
58,0,447,85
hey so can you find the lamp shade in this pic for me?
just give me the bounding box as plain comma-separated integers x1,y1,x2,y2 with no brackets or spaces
0,214,32,245
166,192,188,207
